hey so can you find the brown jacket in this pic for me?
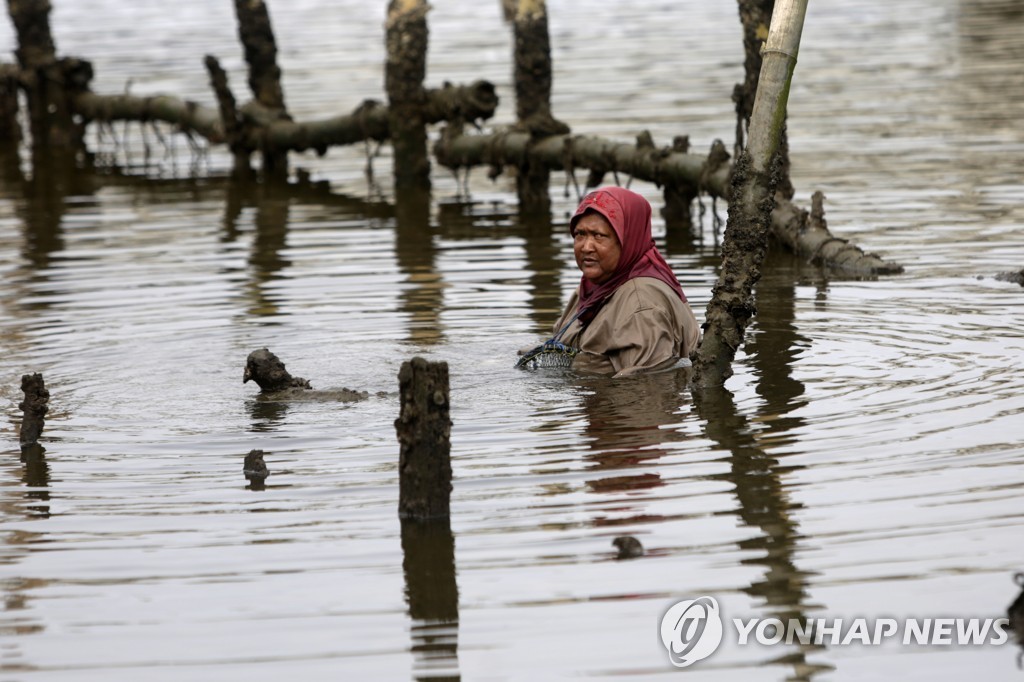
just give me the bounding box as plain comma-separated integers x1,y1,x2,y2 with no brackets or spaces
551,277,700,377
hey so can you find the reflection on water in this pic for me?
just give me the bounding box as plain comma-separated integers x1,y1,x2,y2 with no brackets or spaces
402,518,460,681
577,370,690,499
1,0,1023,680
396,189,446,346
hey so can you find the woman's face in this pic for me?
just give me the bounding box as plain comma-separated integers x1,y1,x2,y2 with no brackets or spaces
573,212,621,285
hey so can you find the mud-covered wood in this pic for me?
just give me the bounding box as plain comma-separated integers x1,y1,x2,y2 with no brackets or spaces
233,0,290,179
772,191,904,274
234,0,287,113
0,64,20,147
386,0,432,191
512,0,567,213
734,0,794,199
7,0,80,150
691,0,808,389
204,55,253,178
71,81,496,157
18,372,49,449
395,357,452,520
4,0,496,178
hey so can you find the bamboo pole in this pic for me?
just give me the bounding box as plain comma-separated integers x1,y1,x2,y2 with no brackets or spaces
734,0,794,199
691,0,809,389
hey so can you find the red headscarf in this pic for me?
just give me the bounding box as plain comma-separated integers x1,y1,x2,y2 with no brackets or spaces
570,187,686,323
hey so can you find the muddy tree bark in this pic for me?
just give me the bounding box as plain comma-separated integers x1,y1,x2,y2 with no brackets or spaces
773,191,903,274
0,64,20,149
71,81,496,158
6,0,82,153
734,0,794,199
691,0,808,389
512,0,568,214
386,0,432,192
435,129,901,275
234,0,290,180
19,372,49,450
395,357,452,520
204,56,254,179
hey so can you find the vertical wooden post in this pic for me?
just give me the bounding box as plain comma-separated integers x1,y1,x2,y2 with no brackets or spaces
395,357,451,519
512,0,567,215
18,372,49,450
233,0,289,180
661,135,696,232
385,0,431,193
7,0,79,152
691,0,808,389
0,65,21,149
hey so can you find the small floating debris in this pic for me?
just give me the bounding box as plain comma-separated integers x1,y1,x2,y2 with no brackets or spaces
243,449,269,482
612,535,644,560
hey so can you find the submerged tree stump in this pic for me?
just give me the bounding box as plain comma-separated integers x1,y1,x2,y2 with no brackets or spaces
395,357,452,520
18,372,49,450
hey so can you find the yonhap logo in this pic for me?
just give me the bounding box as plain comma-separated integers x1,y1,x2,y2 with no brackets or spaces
658,596,1013,669
660,596,724,667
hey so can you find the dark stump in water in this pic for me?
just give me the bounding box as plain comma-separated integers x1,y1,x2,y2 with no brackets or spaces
395,357,452,520
613,535,645,560
243,449,269,481
243,348,369,402
244,348,312,392
19,373,49,450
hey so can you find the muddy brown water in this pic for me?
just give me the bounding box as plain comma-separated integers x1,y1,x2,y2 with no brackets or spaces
1,1,1023,680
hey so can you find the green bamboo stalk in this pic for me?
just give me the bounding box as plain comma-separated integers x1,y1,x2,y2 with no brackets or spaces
691,0,809,389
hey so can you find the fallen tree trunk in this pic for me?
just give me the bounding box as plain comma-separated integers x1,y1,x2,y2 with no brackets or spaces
772,190,903,275
434,128,902,275
70,80,497,155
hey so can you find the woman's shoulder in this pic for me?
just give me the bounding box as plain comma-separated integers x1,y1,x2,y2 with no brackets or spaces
611,277,683,311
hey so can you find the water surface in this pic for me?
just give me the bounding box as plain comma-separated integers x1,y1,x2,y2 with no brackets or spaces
1,1,1023,680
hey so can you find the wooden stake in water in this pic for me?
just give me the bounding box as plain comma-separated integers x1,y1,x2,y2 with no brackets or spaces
395,357,452,519
19,373,49,450
385,0,431,192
